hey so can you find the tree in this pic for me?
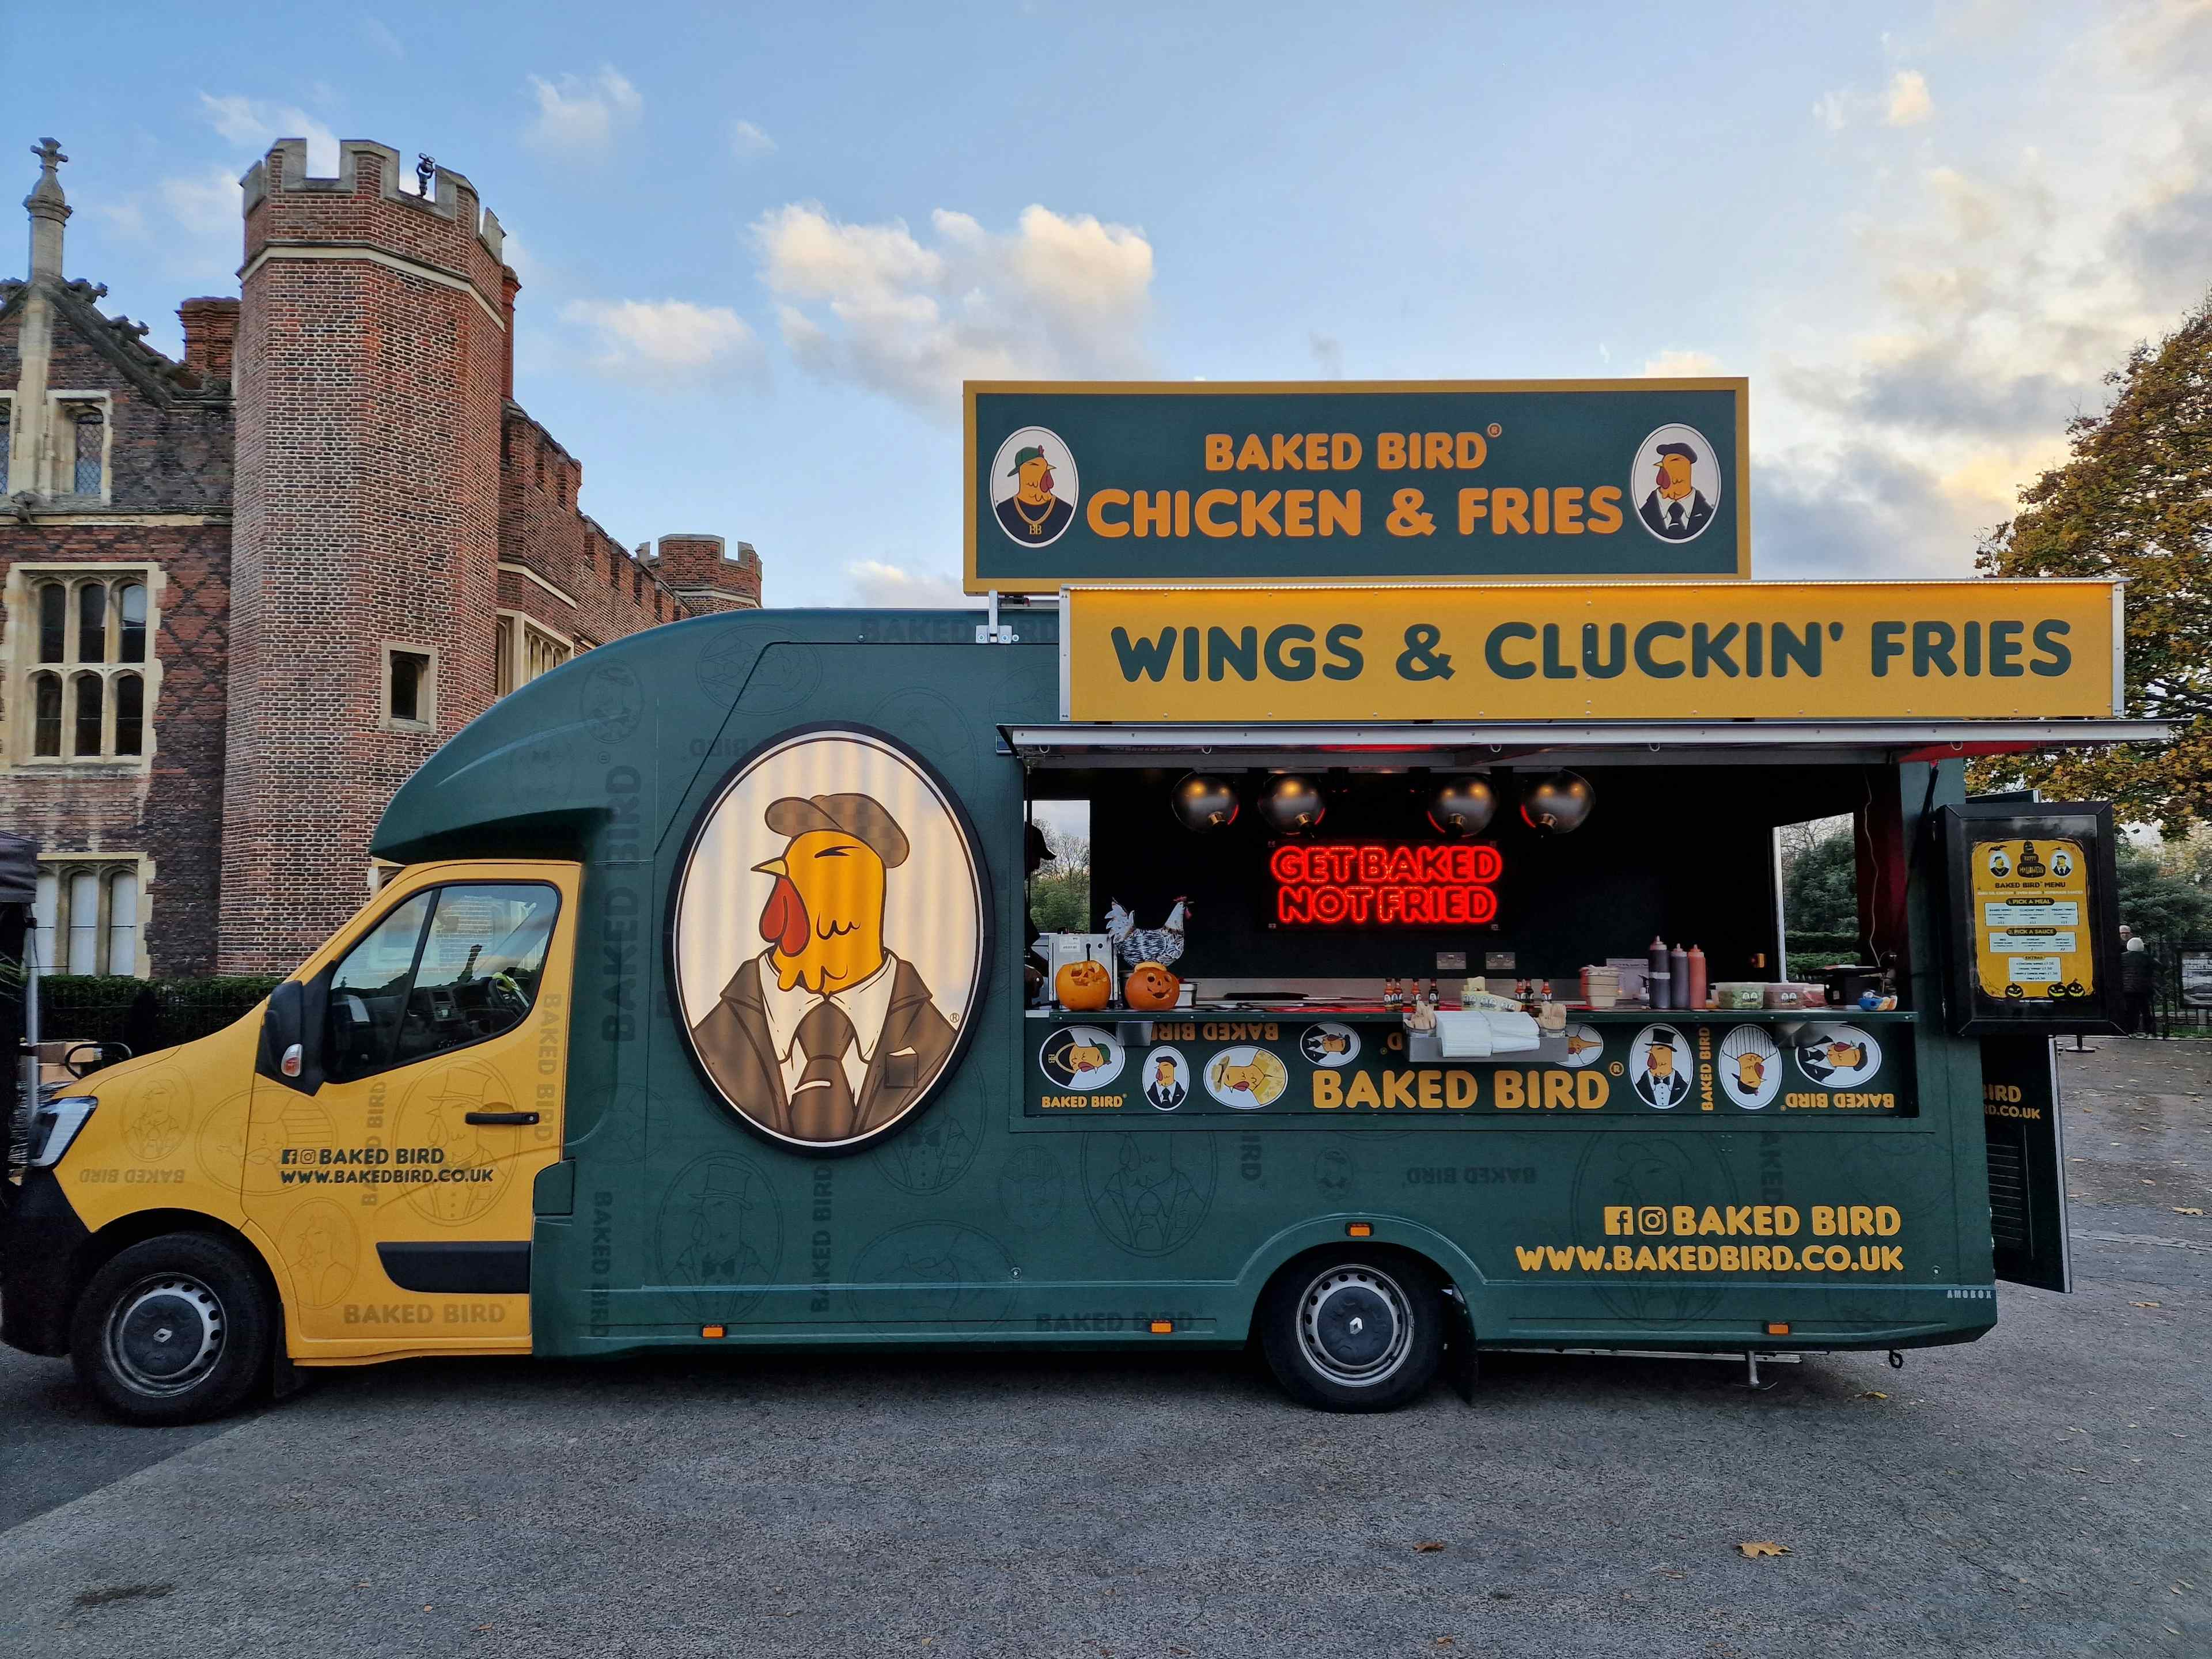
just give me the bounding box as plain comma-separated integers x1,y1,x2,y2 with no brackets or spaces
2115,838,2211,945
1780,824,1857,939
1970,292,2212,834
1027,830,1091,933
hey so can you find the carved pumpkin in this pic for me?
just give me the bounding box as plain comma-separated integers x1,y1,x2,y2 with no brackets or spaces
1124,961,1181,1012
1055,957,1113,1011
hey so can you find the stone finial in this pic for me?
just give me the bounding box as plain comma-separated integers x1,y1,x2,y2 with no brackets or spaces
25,136,69,281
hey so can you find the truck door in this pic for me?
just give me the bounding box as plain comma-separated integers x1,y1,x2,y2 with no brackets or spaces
1980,1035,2071,1292
245,863,577,1349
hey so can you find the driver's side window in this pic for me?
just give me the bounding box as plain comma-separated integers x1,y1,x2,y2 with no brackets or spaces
324,881,560,1083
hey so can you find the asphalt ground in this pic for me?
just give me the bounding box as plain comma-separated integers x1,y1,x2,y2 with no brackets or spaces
2,1042,2206,1658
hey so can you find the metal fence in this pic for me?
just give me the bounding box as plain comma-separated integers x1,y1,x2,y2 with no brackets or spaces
28,974,281,1058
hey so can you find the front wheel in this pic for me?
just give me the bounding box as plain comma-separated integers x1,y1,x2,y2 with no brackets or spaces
1259,1253,1444,1412
70,1233,274,1425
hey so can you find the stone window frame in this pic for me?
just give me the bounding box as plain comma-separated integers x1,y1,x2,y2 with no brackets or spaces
32,851,154,978
4,562,161,771
44,388,113,506
494,610,574,698
380,639,440,733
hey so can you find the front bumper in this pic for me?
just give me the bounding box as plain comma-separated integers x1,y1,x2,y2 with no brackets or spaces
0,1168,92,1356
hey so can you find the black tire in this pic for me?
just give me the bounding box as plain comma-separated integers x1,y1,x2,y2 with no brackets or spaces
1258,1252,1444,1412
70,1232,274,1426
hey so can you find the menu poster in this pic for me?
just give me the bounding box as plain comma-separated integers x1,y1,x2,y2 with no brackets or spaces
1971,837,2092,1002
1940,803,2122,1036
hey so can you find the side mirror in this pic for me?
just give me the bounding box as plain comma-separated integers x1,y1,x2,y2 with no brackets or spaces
257,973,329,1094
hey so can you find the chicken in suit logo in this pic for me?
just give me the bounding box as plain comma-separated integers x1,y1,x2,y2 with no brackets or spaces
1631,423,1722,544
988,426,1080,548
675,728,988,1153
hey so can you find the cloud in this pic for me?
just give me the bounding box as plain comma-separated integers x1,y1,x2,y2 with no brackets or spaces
559,298,764,388
846,559,968,608
1883,69,1933,127
1640,348,1724,377
753,200,1154,416
358,18,403,58
729,119,776,161
524,66,642,154
1309,332,1344,377
1746,6,2212,575
1812,89,1850,132
198,93,338,174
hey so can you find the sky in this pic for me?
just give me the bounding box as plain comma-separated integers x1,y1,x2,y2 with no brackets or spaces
14,0,2211,607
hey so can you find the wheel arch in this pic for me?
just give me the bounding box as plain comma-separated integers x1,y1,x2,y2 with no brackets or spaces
70,1209,288,1346
1230,1214,1486,1339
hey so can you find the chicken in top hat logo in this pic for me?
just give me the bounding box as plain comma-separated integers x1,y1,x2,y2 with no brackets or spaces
1630,423,1722,543
990,426,1080,547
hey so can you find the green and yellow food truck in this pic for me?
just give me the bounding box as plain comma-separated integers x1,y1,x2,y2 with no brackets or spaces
1,381,2164,1422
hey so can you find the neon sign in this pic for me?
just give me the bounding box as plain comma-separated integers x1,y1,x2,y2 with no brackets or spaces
1270,843,1501,927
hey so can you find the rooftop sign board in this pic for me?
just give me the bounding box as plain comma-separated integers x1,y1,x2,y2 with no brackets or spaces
1060,581,2122,724
965,379,1751,593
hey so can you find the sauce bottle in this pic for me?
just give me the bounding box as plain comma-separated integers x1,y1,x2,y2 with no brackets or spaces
1647,935,1671,1009
1685,944,1708,1008
1668,944,1690,1011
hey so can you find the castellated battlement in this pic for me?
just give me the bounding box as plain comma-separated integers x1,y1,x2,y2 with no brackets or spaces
647,535,763,612
240,139,506,302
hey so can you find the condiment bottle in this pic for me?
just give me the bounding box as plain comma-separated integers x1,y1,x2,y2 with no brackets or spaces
1668,944,1689,1010
1647,936,1671,1009
1686,944,1708,1008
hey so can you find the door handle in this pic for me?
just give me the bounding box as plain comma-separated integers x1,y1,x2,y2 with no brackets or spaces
465,1109,539,1126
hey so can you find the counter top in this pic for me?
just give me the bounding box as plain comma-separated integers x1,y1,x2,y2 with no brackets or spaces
1025,1005,1918,1023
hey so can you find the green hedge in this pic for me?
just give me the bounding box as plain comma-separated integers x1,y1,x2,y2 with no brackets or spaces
26,974,281,1055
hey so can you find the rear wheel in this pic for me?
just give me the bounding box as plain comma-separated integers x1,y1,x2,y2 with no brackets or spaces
70,1233,274,1425
1259,1253,1444,1412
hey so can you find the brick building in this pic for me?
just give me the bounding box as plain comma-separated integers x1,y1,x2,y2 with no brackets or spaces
1,137,762,978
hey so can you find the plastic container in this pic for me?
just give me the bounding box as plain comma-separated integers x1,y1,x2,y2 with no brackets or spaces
1713,981,1766,1010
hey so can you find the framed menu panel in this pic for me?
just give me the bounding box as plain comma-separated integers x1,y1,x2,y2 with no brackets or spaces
1938,802,2122,1036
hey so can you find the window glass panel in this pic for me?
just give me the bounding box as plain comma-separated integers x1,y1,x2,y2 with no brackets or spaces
118,582,147,663
67,871,99,973
77,582,105,663
326,892,434,1082
113,672,143,756
105,870,138,975
32,870,58,971
32,673,62,756
37,582,65,662
73,408,103,494
71,672,103,757
392,882,559,1067
388,650,429,724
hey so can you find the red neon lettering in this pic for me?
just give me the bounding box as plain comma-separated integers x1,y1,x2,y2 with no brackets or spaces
1270,841,1503,929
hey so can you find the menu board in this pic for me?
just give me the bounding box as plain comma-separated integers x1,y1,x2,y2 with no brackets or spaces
1940,804,2121,1036
1970,837,2092,1002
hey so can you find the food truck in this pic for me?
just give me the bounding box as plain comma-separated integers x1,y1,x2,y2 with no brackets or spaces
1,380,2165,1423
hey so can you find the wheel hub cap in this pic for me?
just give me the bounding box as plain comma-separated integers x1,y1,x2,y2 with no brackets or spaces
1297,1266,1414,1387
107,1275,224,1396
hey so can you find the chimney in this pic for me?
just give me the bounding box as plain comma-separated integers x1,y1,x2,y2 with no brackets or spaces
24,137,68,281
178,297,240,379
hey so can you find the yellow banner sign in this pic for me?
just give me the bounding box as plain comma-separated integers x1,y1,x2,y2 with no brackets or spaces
1063,581,2119,722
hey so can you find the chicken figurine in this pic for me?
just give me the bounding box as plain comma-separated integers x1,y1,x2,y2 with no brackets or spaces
1105,897,1190,970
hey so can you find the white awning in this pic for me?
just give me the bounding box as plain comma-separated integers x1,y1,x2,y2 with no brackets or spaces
1001,719,2172,768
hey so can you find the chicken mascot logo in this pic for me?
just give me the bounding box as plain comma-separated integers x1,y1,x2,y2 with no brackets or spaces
676,730,988,1152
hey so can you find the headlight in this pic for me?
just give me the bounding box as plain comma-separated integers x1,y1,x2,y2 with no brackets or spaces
29,1097,97,1168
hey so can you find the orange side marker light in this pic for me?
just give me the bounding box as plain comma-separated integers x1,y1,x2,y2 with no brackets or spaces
1347,1222,1373,1238
1765,1323,1790,1336
1149,1319,1173,1334
702,1325,726,1339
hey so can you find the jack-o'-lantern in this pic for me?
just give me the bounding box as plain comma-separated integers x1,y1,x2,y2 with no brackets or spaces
1124,961,1181,1012
1055,957,1113,1011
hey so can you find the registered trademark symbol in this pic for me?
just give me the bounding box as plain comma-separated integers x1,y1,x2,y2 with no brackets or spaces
1608,1060,1624,1077
1487,423,1502,438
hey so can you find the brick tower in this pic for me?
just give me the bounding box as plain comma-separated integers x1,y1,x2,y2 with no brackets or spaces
645,535,763,613
218,141,509,971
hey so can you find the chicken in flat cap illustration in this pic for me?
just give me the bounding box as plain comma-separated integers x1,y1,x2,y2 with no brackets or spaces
690,792,957,1144
994,444,1075,542
1638,441,1715,541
